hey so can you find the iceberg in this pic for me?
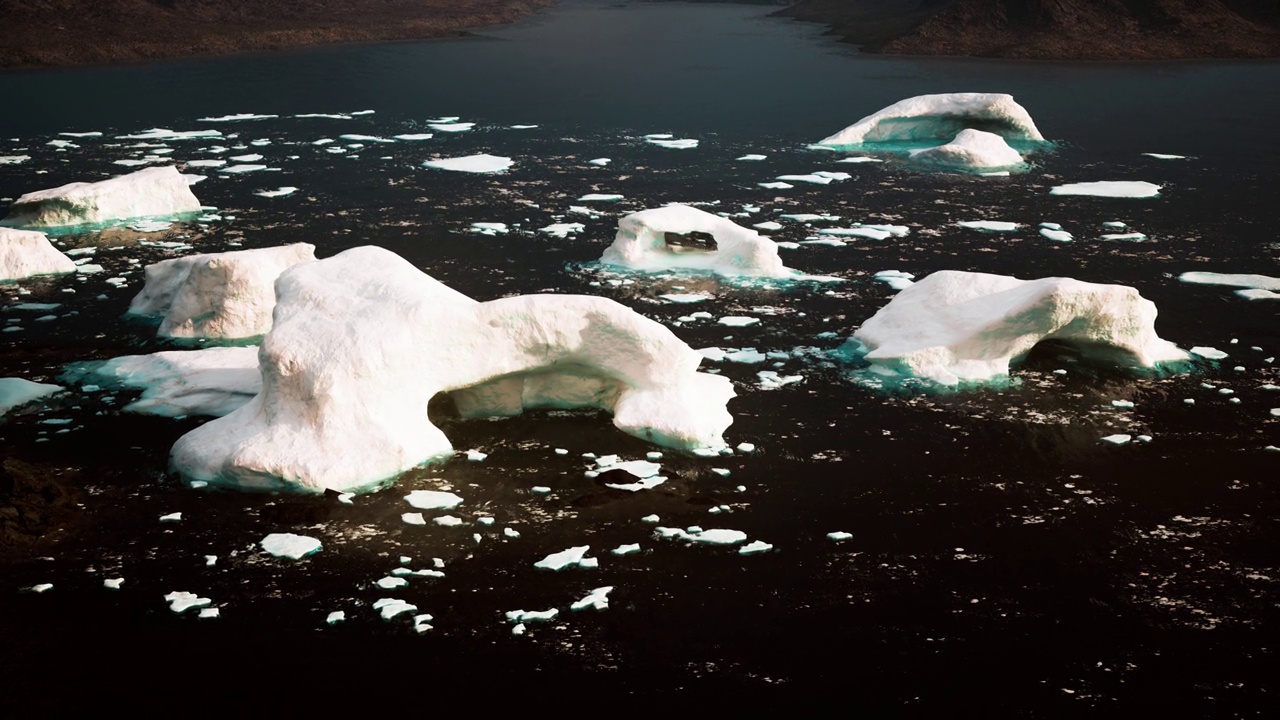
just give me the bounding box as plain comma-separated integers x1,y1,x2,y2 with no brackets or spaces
1050,181,1161,199
0,228,77,281
600,204,796,279
907,129,1023,171
422,154,512,173
2,166,201,229
67,346,260,418
849,270,1189,386
817,93,1045,147
128,244,317,340
169,246,735,493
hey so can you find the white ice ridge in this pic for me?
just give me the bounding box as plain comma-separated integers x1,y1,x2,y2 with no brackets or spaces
600,204,796,279
850,270,1189,386
1178,272,1280,300
128,244,317,340
2,166,201,229
0,228,76,281
908,129,1024,170
817,93,1045,147
422,154,512,173
1050,181,1161,199
70,346,260,418
169,246,735,494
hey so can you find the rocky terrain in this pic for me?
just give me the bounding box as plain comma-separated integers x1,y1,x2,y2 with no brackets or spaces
777,0,1280,59
0,0,551,68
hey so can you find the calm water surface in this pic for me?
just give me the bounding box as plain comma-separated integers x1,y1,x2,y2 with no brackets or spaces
0,1,1277,714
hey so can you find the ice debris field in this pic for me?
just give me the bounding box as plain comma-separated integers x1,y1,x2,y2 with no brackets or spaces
0,96,1276,644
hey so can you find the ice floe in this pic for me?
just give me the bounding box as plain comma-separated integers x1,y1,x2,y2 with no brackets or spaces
0,377,62,414
198,113,278,122
849,270,1189,386
647,138,698,149
128,244,316,340
422,154,512,173
957,220,1020,233
169,246,734,493
405,490,463,510
118,129,222,141
1179,272,1280,300
654,527,747,545
428,122,475,133
600,204,797,279
3,166,201,229
165,591,212,613
67,346,260,418
534,545,592,570
254,187,298,198
260,533,322,560
539,222,584,238
1050,181,1161,199
817,93,1045,146
0,228,77,281
571,586,614,611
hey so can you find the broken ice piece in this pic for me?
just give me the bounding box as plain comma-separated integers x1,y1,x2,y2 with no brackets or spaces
738,540,774,555
405,490,463,510
103,578,124,590
165,591,212,613
433,515,464,527
827,531,853,542
198,608,220,619
534,545,591,570
736,443,755,453
375,576,408,590
1190,347,1228,360
260,532,322,560
1101,434,1132,445
506,608,558,623
30,583,53,593
611,543,641,556
402,513,426,525
570,586,614,611
1111,400,1135,408
326,610,345,625
373,598,417,620
159,512,182,522
503,527,521,539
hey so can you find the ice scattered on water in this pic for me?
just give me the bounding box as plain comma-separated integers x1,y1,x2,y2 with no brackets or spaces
469,222,508,236
119,128,222,141
338,134,393,143
836,156,883,164
873,270,915,290
539,222,584,238
186,159,226,168
0,378,62,415
506,608,558,623
570,586,614,611
655,527,748,545
758,371,803,389
428,122,475,133
220,164,272,174
229,153,263,162
659,292,712,304
647,138,698,149
535,545,592,570
422,154,512,173
957,220,1019,232
0,155,31,165
375,576,408,590
752,221,783,231
1050,181,1162,198
254,187,298,198
373,597,417,620
260,533,322,560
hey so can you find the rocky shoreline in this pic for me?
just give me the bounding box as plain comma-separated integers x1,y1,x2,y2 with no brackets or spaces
0,0,552,69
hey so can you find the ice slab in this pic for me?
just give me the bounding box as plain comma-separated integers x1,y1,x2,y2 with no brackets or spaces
758,182,793,189
588,158,611,166
3,166,201,229
260,532,322,560
392,134,434,141
736,154,767,161
198,113,278,122
539,223,584,238
1190,346,1228,360
1143,153,1186,160
957,220,1020,233
850,270,1189,386
534,545,591,571
570,586,614,611
428,123,475,133
1101,434,1132,445
1100,232,1147,242
1179,272,1280,299
254,187,298,198
739,540,773,555
165,591,211,613
719,316,759,327
612,543,641,556
118,129,222,141
0,228,76,281
601,204,797,279
0,155,31,165
817,93,1044,146
647,138,698,149
578,193,623,202
169,246,734,493
128,244,316,340
827,531,853,541
1039,228,1073,242
68,346,260,418
422,154,512,173
405,490,463,510
874,270,915,291
655,527,747,545
1050,181,1161,199
0,377,62,414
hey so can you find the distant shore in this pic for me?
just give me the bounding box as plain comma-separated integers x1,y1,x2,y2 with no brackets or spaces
0,0,553,70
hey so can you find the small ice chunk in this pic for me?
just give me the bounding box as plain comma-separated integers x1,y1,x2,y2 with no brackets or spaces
1190,347,1228,360
374,598,417,620
402,513,426,525
836,156,882,163
641,514,660,523
506,608,558,623
1101,434,1132,445
648,138,698,149
534,545,591,570
469,223,508,236
957,220,1019,232
159,512,182,523
254,187,298,198
1039,228,1073,243
1142,153,1186,160
503,527,521,539
405,490,464,510
611,543,641,556
165,591,212,613
570,586,614,611
757,182,793,190
718,316,759,327
736,154,767,161
659,293,712,304
428,122,475,132
103,578,124,590
198,608,220,619
260,533,322,560
531,486,551,494
827,531,853,541
757,371,803,390
326,611,345,625
1111,400,1135,408
433,515,464,527
204,555,217,566
229,153,263,162
30,583,53,593
578,193,623,202
392,133,434,141
465,449,488,462
739,540,774,555
220,164,271,174
539,222,585,238
1050,181,1161,199
422,154,512,173
198,113,278,122
753,221,783,231
375,576,408,590
588,158,611,166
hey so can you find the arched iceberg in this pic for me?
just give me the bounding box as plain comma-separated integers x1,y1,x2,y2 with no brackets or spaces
601,204,795,279
2,166,202,229
850,270,1188,386
818,93,1045,147
170,246,735,494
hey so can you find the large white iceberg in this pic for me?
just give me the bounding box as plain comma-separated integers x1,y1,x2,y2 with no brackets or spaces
850,270,1188,385
818,93,1045,147
908,129,1024,171
600,204,795,279
128,244,316,340
0,228,76,282
169,246,735,494
2,166,202,229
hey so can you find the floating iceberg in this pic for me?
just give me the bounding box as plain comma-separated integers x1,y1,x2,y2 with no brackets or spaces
849,270,1188,386
422,154,512,173
0,228,76,281
600,204,796,279
1178,271,1280,300
2,166,201,229
128,244,316,340
908,129,1023,171
817,93,1045,147
1050,181,1161,199
67,346,260,418
957,220,1020,233
169,246,735,493
0,377,62,414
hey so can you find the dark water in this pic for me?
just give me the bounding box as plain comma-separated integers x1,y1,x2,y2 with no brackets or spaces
0,1,1278,714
